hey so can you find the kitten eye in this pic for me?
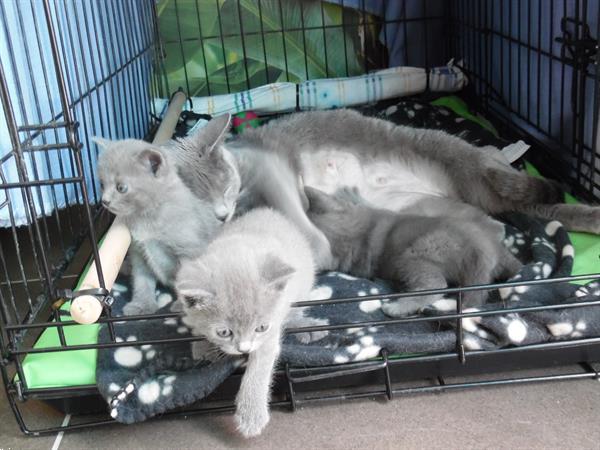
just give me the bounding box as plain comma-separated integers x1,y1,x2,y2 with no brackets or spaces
216,328,232,338
116,183,128,194
255,324,269,333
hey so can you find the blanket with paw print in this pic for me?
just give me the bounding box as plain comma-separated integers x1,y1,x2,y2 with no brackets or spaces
96,212,600,424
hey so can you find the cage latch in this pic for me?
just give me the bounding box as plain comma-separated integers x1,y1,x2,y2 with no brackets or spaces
53,287,113,310
284,348,393,410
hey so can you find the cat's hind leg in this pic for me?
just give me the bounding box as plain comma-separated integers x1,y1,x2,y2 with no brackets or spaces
382,259,448,317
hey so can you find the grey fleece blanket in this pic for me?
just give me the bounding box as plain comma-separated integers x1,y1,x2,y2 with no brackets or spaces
96,213,600,424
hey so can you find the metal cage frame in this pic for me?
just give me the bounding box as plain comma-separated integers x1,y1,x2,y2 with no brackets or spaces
1,0,600,436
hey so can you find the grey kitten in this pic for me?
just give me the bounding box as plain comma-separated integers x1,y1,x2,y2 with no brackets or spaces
305,187,522,317
175,207,322,437
171,115,334,269
96,137,221,315
173,109,600,272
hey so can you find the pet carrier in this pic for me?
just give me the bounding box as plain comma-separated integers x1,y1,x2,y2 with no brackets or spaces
1,0,600,435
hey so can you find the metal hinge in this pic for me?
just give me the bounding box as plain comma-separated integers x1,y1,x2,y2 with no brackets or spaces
555,16,598,67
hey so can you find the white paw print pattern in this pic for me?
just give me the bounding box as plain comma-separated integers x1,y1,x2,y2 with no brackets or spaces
587,282,600,296
532,236,557,253
333,335,382,363
503,233,526,255
499,284,529,301
109,375,178,419
157,292,174,308
113,341,157,368
547,321,587,338
513,232,526,246
530,263,553,280
308,285,333,301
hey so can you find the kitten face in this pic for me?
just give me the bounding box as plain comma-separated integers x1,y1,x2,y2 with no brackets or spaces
181,293,275,355
172,114,241,222
199,147,241,222
176,255,294,355
96,139,170,218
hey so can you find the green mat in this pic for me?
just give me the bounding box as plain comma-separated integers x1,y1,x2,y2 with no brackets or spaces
21,309,99,388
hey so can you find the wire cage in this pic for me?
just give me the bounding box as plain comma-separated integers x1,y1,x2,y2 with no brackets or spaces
1,0,599,435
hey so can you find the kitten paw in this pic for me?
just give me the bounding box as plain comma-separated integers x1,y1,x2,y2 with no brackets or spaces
122,301,159,316
234,404,270,438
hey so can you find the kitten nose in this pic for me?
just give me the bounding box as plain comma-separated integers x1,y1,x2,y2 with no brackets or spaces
237,342,252,354
101,199,111,208
214,205,229,222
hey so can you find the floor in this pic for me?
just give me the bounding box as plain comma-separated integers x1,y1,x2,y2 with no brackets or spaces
3,367,600,449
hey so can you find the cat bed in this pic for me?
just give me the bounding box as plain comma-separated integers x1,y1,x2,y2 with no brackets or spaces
96,212,600,424
19,95,600,397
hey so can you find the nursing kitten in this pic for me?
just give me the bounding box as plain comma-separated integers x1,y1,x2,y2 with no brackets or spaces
175,207,320,437
171,109,600,273
96,135,222,315
305,187,522,317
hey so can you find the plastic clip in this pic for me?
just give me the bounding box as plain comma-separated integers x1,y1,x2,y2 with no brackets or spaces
54,287,113,310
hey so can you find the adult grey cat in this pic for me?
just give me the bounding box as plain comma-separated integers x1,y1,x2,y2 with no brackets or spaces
96,131,224,315
305,187,523,316
171,109,600,271
175,207,323,437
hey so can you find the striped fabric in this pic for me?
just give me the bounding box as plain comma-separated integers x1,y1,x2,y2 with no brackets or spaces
153,62,467,117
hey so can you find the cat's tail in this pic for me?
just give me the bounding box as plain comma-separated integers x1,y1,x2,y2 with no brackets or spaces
512,203,600,234
485,167,564,205
485,166,600,234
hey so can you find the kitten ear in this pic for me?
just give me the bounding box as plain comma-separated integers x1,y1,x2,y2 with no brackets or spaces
261,254,296,292
179,113,231,157
304,187,344,213
92,137,112,151
204,113,231,155
177,289,214,309
138,149,166,176
176,259,214,308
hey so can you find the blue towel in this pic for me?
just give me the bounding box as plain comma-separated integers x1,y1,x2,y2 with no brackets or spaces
0,0,153,227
